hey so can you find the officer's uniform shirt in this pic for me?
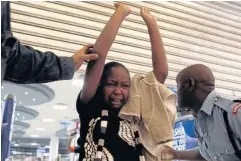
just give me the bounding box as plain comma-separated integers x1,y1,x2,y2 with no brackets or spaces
194,90,241,161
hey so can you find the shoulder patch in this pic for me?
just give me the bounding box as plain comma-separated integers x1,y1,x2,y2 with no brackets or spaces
232,103,241,115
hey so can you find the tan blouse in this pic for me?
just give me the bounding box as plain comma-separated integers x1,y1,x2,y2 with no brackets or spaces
119,71,177,161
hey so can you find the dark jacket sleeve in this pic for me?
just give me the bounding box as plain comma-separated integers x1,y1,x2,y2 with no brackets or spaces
3,36,75,83
1,1,75,84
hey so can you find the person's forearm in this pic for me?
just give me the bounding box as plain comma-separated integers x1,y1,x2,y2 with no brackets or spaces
93,8,127,58
175,148,205,160
146,22,168,83
81,4,129,103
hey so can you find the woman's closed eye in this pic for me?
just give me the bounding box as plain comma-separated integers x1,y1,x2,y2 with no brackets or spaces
122,84,130,88
106,83,116,87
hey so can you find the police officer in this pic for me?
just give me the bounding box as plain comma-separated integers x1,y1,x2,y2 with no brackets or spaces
159,64,241,161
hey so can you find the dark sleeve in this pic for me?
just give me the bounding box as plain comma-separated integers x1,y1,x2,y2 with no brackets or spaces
76,91,101,119
1,2,12,39
76,92,90,117
3,36,75,83
1,2,75,83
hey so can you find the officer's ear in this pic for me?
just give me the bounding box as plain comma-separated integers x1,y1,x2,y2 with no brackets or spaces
187,78,195,92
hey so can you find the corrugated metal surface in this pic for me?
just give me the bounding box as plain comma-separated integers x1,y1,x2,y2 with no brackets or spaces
10,1,241,97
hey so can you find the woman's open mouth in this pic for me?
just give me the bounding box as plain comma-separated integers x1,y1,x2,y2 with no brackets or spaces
110,98,122,106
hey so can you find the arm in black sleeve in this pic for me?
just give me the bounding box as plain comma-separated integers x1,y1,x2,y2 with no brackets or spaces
1,1,75,84
3,36,75,83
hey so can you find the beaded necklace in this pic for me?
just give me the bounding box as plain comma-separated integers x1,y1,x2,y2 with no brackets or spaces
94,109,145,161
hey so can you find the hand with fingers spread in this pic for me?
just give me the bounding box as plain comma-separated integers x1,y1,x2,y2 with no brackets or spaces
72,44,98,70
140,7,158,25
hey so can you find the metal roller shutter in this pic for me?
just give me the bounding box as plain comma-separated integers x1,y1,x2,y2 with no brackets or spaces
10,1,241,97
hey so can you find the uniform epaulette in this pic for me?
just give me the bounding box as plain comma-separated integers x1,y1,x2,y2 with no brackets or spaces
213,96,233,111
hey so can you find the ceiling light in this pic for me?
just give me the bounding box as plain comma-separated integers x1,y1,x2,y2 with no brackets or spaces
19,102,22,104
15,118,18,120
53,103,68,110
25,92,28,95
14,144,19,146
30,134,39,138
22,116,25,120
42,118,54,123
36,128,46,131
1,86,4,89
17,113,20,116
33,98,35,101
